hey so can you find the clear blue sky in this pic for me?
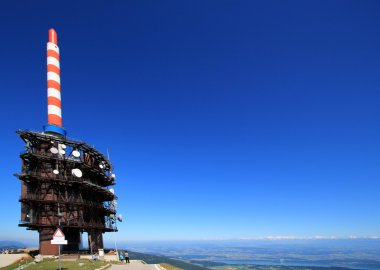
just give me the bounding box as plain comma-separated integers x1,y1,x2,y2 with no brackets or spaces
0,1,379,244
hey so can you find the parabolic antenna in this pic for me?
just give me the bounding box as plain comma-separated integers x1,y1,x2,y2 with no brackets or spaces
111,173,116,180
109,188,115,194
60,144,66,149
53,169,59,175
99,164,104,169
50,147,58,154
60,149,66,155
117,214,123,222
72,150,80,158
71,168,83,178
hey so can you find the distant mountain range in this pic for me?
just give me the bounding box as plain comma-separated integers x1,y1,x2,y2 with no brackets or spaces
0,241,26,249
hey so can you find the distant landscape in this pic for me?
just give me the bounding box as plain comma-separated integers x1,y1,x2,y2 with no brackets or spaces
123,239,380,270
128,251,360,270
2,239,380,270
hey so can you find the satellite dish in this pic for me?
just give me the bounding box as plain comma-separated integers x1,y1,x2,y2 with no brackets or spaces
53,169,59,175
109,188,115,194
117,214,123,222
50,147,58,154
99,164,104,169
72,150,80,158
60,144,66,149
110,214,115,219
111,173,116,180
60,150,66,155
71,168,83,178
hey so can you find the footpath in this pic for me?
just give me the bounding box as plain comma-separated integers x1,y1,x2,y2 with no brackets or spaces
0,254,30,268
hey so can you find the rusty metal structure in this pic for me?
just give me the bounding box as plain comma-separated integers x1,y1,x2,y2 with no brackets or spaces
15,29,118,255
16,131,117,254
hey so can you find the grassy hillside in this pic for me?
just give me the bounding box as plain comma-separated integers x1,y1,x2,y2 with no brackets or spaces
160,263,185,270
129,251,210,270
0,259,108,270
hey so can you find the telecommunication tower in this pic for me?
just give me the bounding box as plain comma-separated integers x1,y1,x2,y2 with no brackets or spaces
16,29,120,255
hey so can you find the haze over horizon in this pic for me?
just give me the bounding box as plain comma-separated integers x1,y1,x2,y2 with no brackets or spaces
0,0,379,244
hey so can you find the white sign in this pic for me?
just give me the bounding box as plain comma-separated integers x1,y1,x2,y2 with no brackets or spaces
98,249,104,257
51,239,68,245
51,228,67,245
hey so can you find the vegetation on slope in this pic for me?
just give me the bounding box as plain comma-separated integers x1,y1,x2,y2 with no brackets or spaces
129,251,210,270
0,260,32,270
160,263,185,270
0,259,109,270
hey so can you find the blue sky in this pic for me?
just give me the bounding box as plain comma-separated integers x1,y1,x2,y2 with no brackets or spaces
0,1,379,244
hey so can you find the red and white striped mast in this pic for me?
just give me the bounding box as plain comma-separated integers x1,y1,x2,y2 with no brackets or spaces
44,28,66,136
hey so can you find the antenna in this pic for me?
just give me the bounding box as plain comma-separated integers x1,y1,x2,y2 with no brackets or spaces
117,214,123,222
53,162,59,175
43,29,66,137
72,150,80,158
71,168,83,178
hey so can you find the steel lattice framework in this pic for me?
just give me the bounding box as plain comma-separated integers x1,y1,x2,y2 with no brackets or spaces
16,130,118,254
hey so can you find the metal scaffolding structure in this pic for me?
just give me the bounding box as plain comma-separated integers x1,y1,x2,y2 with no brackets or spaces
16,130,118,255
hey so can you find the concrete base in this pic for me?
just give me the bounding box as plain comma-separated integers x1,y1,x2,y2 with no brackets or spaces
39,228,59,255
88,230,104,252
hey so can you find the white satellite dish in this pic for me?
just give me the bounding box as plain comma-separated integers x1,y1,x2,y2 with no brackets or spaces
111,173,116,180
71,168,83,178
109,188,115,194
117,214,123,222
72,150,80,158
60,144,66,149
53,169,59,175
60,150,66,155
50,147,58,154
99,164,104,169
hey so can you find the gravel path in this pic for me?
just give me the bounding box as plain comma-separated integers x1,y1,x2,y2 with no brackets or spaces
0,254,29,267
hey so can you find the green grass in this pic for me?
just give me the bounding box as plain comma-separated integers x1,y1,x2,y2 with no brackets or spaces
129,251,210,270
19,259,109,270
160,263,184,270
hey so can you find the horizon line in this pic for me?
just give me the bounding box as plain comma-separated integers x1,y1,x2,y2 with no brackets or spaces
108,235,380,242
